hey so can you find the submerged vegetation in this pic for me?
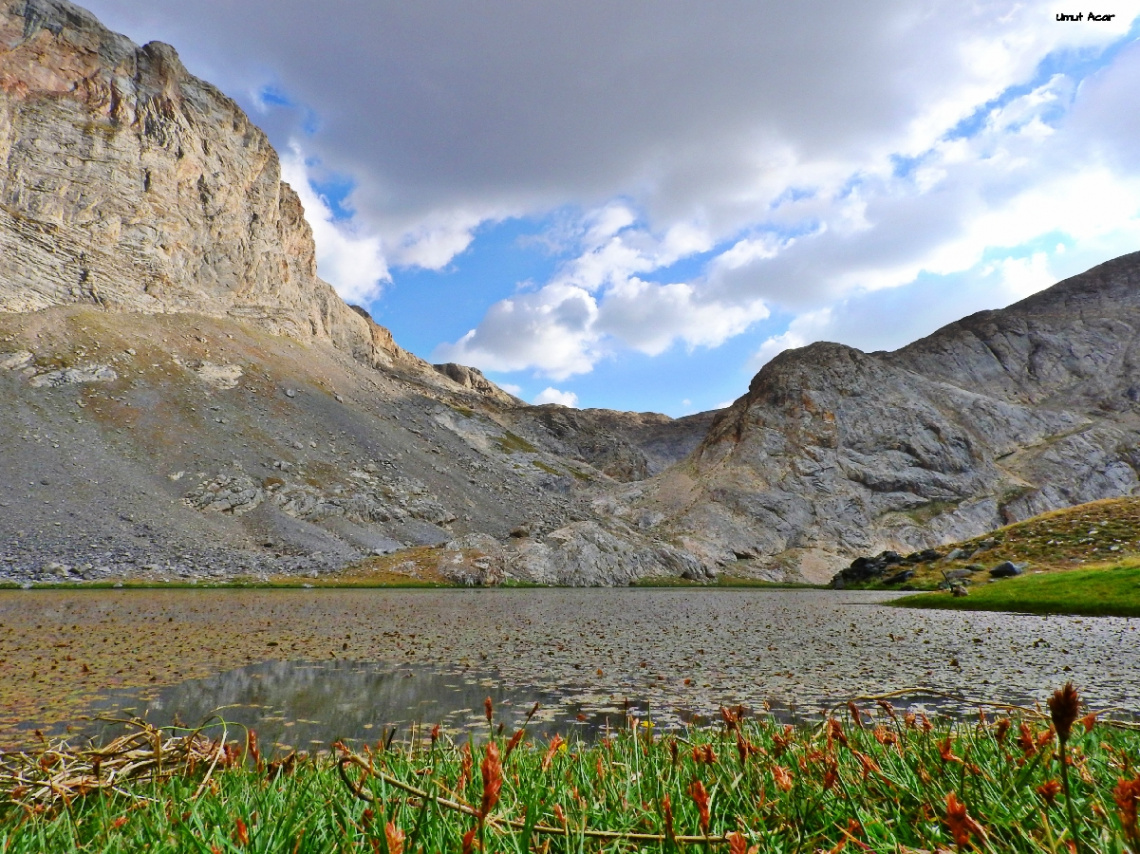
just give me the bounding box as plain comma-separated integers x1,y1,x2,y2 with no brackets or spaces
4,687,1140,852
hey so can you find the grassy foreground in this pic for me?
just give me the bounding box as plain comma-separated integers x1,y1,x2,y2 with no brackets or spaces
897,563,1140,618
4,689,1140,852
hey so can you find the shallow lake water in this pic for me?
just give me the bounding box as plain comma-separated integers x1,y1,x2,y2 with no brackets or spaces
4,588,1138,748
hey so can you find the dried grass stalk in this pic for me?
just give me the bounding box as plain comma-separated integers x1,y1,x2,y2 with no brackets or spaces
0,717,233,811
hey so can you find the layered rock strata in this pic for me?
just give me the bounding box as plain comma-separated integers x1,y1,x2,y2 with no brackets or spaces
4,0,1140,586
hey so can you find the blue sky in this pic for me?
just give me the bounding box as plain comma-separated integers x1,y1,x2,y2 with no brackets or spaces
82,1,1140,415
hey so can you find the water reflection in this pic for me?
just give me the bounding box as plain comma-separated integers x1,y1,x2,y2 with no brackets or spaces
76,660,647,751
59,657,1099,753
7,588,1140,749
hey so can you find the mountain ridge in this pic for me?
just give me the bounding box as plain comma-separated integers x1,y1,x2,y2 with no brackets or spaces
617,252,1140,581
2,0,1139,586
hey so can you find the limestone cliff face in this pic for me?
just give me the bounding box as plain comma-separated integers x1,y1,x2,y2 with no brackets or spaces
0,0,705,588
629,252,1140,582
0,0,418,372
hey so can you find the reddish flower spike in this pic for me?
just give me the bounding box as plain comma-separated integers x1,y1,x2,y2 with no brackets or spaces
688,779,711,834
1037,779,1062,806
945,791,986,847
384,820,404,854
480,742,503,820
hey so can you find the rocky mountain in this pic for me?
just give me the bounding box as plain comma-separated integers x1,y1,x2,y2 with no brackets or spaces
2,0,1139,587
0,0,707,586
614,252,1140,581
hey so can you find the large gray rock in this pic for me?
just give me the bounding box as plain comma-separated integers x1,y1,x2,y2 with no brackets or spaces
432,363,521,406
505,521,711,586
438,533,506,586
4,0,1140,589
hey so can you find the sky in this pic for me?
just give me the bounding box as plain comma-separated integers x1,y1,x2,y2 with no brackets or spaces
79,1,1140,415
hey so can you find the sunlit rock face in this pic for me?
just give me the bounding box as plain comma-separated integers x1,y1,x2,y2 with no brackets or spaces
0,0,423,372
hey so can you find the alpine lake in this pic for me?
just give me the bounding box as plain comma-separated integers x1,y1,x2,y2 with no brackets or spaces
2,587,1137,751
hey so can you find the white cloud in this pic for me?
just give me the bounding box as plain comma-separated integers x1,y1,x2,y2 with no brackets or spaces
84,0,1140,260
595,278,769,355
435,197,771,377
388,211,484,271
751,326,812,370
534,387,579,407
433,283,600,379
436,246,771,378
497,382,522,396
279,143,388,304
983,253,1056,300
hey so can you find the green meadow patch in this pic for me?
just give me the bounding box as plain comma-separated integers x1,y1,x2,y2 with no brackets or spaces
896,563,1140,618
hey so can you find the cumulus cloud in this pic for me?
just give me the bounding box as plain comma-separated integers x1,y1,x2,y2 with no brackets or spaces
279,144,388,304
434,283,600,379
533,387,579,407
83,1,1139,255
435,214,770,377
748,236,1139,369
739,43,1140,367
594,278,768,355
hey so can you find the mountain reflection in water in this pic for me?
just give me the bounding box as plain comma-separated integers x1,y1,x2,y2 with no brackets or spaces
77,660,650,751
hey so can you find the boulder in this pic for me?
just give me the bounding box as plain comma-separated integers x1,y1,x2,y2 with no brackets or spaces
433,363,520,405
989,561,1025,578
506,521,710,586
438,534,505,586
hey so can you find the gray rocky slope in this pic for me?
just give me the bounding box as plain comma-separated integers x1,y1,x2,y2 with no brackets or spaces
615,253,1140,582
2,0,1138,586
0,0,706,585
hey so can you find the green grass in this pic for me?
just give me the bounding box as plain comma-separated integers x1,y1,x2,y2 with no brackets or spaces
3,697,1139,852
896,563,1140,617
902,498,960,525
494,430,538,454
447,403,476,418
849,496,1140,591
532,460,563,476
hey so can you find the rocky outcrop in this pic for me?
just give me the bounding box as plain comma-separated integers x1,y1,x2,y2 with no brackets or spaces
505,520,710,587
516,406,716,482
437,533,506,586
0,0,424,374
5,0,1140,588
0,0,728,589
432,362,521,406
